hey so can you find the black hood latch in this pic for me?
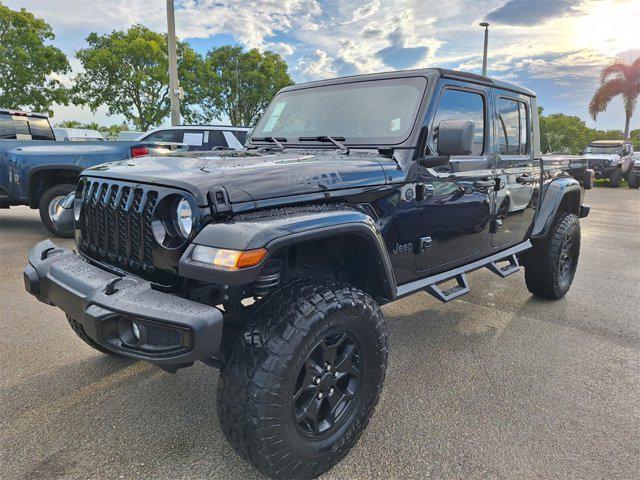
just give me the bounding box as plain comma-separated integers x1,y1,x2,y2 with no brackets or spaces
207,186,231,215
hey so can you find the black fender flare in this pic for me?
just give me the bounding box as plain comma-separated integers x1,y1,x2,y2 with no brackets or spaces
530,177,581,239
26,164,84,203
179,208,397,299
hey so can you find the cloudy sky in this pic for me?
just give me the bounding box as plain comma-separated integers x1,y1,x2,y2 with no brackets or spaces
6,0,640,131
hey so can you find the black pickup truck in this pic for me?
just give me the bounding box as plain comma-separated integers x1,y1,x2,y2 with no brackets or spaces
24,69,589,479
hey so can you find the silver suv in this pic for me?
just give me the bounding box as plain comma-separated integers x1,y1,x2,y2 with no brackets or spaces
583,140,635,188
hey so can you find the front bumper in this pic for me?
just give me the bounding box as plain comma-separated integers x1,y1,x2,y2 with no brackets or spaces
23,240,224,369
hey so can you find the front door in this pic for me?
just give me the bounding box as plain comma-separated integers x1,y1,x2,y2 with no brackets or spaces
491,92,536,247
415,82,495,273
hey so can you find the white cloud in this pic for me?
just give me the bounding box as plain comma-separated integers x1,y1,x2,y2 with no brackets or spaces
265,42,296,57
294,49,337,81
4,0,638,130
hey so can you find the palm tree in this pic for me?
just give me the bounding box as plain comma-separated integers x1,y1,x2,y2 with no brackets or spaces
589,58,640,139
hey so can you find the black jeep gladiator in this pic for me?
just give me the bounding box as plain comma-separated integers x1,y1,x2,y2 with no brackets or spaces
24,69,589,479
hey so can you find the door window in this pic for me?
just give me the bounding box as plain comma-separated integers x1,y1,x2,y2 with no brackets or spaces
497,97,529,155
432,89,485,156
142,130,179,142
234,130,248,145
205,130,227,149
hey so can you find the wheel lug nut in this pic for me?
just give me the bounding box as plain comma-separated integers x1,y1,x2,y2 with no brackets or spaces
329,388,334,395
326,364,332,371
318,392,323,399
314,377,321,385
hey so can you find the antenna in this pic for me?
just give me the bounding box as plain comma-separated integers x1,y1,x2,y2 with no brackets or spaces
479,22,490,76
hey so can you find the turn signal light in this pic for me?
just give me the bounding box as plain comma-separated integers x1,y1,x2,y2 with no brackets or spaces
191,246,267,270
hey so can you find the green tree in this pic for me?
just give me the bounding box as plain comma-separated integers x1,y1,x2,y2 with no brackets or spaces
0,3,70,114
629,129,640,150
197,46,294,126
589,58,640,139
56,120,82,128
539,110,591,154
72,25,203,130
539,106,629,154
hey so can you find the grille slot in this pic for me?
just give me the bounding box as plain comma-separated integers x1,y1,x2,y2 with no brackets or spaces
79,180,158,276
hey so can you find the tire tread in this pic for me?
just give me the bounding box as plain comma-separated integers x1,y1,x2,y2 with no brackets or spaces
217,279,387,479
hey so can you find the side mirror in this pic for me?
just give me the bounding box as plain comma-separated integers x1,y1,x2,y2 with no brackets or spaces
438,119,475,156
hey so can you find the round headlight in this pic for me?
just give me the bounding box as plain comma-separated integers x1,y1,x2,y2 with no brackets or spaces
175,198,193,237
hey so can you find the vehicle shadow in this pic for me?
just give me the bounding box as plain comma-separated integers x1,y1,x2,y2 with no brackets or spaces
2,297,516,480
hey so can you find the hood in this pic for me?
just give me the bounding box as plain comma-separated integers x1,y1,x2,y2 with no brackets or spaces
83,150,393,205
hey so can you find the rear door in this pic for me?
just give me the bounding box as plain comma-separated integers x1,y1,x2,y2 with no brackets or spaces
491,92,536,247
415,81,495,272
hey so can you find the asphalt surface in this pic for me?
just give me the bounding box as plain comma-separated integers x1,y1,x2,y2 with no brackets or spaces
1,187,639,480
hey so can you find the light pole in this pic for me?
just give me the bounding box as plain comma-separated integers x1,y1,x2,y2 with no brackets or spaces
479,22,489,77
166,0,181,125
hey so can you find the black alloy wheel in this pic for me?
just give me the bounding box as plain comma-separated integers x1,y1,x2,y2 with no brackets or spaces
293,332,361,437
557,235,577,290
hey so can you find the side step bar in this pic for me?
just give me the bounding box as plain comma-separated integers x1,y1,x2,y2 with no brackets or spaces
395,241,531,303
425,273,469,302
486,254,520,278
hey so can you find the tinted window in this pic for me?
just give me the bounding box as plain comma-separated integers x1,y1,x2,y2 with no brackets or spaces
234,130,248,145
432,89,485,156
497,97,528,155
0,114,15,139
143,130,179,142
13,116,30,136
205,130,227,149
28,117,55,140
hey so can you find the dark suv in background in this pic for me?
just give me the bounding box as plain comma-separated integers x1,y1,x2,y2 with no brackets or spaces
139,125,251,151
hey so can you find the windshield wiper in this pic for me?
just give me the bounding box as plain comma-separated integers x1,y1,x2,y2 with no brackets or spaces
251,136,286,151
298,136,349,154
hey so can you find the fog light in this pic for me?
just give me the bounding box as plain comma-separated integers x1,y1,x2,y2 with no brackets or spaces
131,321,141,340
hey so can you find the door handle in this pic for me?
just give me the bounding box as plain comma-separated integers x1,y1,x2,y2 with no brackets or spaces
474,179,496,190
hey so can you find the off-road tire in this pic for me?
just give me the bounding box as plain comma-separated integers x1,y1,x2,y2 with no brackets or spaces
524,212,580,299
608,168,621,188
628,170,639,189
67,316,118,355
39,184,75,238
217,279,388,479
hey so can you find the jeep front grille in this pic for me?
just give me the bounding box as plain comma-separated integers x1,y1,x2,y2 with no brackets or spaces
587,158,611,170
78,179,158,276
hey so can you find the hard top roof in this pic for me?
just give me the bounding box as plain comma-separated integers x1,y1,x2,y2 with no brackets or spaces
588,140,631,146
280,68,536,97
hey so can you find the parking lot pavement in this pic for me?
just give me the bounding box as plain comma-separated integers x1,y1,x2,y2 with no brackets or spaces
1,187,638,480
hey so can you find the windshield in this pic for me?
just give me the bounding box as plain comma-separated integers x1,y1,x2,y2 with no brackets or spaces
584,145,622,154
252,77,427,146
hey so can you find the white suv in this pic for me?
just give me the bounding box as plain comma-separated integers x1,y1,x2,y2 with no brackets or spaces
138,125,251,151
